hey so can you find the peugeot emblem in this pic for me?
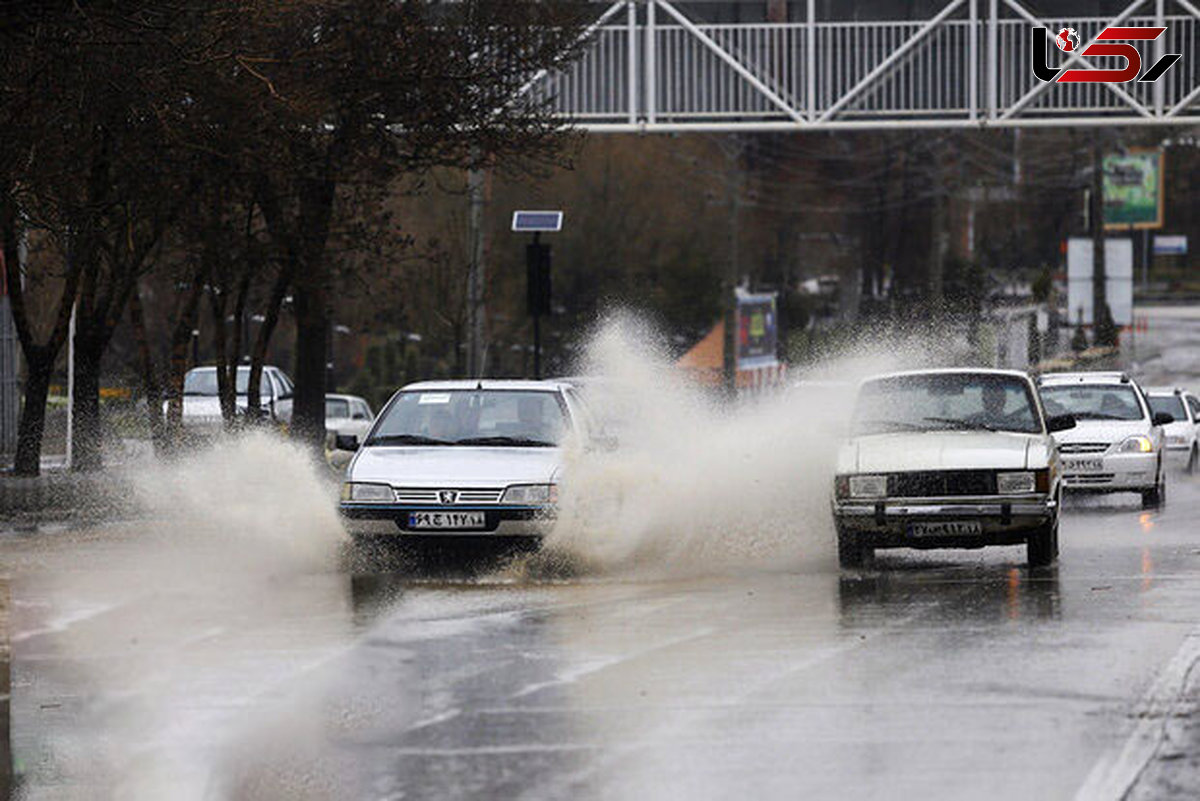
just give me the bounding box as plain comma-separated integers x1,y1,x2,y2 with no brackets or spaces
439,490,458,505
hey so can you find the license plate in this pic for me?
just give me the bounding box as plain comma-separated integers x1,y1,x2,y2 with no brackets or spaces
408,511,486,530
1064,458,1104,472
909,521,983,537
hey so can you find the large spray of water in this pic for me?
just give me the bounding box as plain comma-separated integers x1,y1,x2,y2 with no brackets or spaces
540,314,960,576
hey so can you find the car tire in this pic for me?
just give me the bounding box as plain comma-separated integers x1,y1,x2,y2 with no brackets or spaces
836,524,870,569
1187,446,1198,475
1142,467,1166,509
1027,517,1057,567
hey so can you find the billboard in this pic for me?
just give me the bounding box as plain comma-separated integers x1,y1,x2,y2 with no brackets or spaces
1066,238,1133,327
736,289,778,369
1103,149,1163,230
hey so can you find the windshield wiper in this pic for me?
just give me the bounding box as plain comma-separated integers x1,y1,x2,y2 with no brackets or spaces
364,434,453,446
454,436,557,447
1070,412,1130,421
854,419,925,432
923,416,997,432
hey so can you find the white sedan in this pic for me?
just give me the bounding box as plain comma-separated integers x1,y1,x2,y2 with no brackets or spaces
339,380,594,541
832,369,1072,568
1039,372,1170,508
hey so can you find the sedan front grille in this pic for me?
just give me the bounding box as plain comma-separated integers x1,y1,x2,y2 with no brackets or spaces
888,470,996,498
392,488,505,505
1058,443,1110,455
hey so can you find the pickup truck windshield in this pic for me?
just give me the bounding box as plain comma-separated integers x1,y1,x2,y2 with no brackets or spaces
1040,384,1144,422
368,390,566,447
853,373,1041,435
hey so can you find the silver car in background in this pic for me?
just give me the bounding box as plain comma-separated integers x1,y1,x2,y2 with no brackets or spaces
1145,387,1200,473
175,365,295,430
326,393,375,442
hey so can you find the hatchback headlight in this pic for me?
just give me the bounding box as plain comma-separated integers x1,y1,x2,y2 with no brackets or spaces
1113,436,1153,454
501,484,558,504
996,471,1036,494
341,482,393,502
847,475,887,499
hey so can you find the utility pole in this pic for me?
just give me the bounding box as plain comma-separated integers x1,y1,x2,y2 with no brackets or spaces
1090,129,1110,343
722,135,744,398
467,156,488,378
928,150,946,306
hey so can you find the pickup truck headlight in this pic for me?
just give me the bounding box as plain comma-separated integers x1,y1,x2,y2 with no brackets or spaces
996,471,1036,494
1113,435,1153,454
341,482,393,502
501,484,558,504
845,475,887,499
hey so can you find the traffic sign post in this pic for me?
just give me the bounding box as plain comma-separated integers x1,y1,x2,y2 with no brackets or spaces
512,211,562,379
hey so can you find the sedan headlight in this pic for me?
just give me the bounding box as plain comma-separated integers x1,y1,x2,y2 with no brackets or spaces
996,471,1036,494
341,482,394,502
501,484,558,505
1113,435,1153,454
846,475,887,499
1167,435,1188,447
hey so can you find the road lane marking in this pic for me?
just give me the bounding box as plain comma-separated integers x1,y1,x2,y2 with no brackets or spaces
1073,626,1200,801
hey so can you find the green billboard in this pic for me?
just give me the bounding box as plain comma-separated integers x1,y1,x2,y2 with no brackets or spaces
1103,150,1163,230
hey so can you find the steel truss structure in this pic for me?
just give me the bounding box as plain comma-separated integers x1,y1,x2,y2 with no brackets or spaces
530,0,1200,131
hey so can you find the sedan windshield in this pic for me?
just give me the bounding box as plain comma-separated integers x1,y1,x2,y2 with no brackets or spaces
852,373,1040,436
367,390,566,446
1148,395,1186,423
183,368,266,396
1040,384,1144,422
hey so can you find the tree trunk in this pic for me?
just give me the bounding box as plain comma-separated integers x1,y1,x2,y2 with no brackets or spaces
13,356,52,476
128,285,167,454
164,277,203,446
292,276,328,449
70,332,105,472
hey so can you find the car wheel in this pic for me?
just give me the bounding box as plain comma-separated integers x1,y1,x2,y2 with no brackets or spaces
1188,446,1198,475
1027,517,1057,567
836,525,870,569
1142,471,1166,509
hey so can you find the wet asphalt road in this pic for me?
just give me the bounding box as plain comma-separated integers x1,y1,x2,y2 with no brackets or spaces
7,308,1200,801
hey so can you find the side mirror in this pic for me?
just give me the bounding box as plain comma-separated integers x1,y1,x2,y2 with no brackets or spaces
1047,414,1076,433
1153,412,1175,426
335,434,360,451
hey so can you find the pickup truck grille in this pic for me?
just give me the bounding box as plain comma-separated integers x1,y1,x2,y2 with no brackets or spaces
888,470,996,498
1058,442,1109,454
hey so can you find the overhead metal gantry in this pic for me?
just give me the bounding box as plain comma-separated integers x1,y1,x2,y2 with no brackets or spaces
529,0,1200,131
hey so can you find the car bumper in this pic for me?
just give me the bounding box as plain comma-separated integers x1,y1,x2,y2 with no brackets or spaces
1060,451,1158,491
339,503,555,537
833,495,1055,549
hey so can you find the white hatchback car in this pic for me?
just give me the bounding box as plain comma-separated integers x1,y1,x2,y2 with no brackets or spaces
1038,372,1171,508
833,369,1072,568
1145,387,1200,473
339,380,594,540
176,365,294,430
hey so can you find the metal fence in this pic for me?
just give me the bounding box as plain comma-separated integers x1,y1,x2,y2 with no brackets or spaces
533,0,1200,131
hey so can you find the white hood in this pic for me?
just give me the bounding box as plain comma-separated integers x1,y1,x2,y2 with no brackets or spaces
349,446,561,487
839,431,1036,473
